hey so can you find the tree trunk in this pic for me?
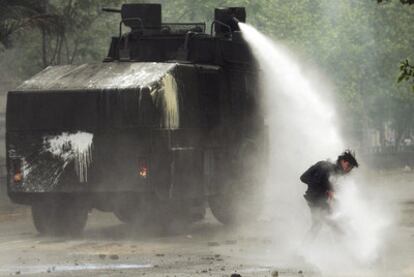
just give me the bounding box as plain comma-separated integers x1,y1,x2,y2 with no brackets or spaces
41,0,49,68
41,28,48,67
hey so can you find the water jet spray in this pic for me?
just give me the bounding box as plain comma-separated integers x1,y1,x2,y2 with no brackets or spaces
239,22,389,273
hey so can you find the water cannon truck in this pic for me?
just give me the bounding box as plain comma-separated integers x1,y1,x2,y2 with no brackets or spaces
6,4,268,235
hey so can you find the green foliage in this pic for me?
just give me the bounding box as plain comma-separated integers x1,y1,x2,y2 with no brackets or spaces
0,0,122,110
377,0,414,94
0,0,122,66
398,59,414,91
0,0,53,48
0,0,413,145
377,0,414,4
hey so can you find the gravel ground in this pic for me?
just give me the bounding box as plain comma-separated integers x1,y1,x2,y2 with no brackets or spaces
0,171,412,277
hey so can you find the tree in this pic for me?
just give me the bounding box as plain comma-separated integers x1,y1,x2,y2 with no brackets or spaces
398,60,414,91
1,0,413,146
377,0,414,92
377,0,414,4
0,0,122,67
0,0,59,50
0,0,121,111
35,0,123,67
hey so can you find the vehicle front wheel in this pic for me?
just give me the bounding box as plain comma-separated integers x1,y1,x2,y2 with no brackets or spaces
208,141,266,225
208,187,263,225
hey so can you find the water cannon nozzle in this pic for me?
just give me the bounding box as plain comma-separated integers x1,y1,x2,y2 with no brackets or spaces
214,7,245,35
102,8,121,13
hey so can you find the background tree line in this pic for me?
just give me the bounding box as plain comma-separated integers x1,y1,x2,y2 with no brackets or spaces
0,0,413,149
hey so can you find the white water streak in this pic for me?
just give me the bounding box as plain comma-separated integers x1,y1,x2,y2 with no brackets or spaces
239,22,388,271
44,132,94,183
240,23,342,162
152,73,180,129
162,73,179,129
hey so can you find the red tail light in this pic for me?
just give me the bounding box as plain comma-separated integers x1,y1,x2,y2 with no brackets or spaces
11,159,23,183
138,158,149,178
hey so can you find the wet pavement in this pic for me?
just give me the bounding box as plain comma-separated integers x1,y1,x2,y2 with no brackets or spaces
0,170,412,276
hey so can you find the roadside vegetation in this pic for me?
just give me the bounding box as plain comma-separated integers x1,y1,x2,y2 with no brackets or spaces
0,0,413,148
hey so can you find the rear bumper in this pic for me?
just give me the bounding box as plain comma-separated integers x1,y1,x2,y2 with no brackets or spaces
6,129,152,193
6,128,205,200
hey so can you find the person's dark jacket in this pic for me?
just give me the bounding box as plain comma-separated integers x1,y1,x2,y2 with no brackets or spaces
300,160,341,208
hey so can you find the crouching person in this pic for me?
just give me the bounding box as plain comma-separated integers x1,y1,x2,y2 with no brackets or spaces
300,150,359,242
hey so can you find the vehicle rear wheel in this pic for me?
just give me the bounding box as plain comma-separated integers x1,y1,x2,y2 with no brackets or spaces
113,193,198,234
113,193,157,226
208,141,266,225
208,183,262,225
31,196,88,236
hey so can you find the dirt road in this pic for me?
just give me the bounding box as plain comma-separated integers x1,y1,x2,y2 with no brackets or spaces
0,171,413,276
0,207,287,277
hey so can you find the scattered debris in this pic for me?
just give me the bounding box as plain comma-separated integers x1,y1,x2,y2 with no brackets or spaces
262,238,272,244
403,165,412,172
224,240,237,245
201,256,215,261
109,254,119,260
207,241,220,246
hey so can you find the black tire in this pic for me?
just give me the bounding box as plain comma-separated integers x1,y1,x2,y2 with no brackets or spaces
114,206,153,225
32,202,53,234
31,196,88,236
208,194,234,225
113,193,197,234
113,193,160,226
209,187,262,225
113,209,134,224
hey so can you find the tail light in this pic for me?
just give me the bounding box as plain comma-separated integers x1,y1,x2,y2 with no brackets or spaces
138,157,149,178
11,159,23,183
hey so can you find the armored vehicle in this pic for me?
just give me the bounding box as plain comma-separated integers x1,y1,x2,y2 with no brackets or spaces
6,4,268,235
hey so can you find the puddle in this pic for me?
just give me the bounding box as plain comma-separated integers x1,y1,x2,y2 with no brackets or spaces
0,263,153,275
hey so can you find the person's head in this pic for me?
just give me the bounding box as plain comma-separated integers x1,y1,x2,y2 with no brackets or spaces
337,149,359,174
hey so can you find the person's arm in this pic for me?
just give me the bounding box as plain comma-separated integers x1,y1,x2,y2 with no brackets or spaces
300,162,324,186
325,175,336,209
326,190,335,200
